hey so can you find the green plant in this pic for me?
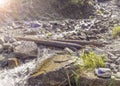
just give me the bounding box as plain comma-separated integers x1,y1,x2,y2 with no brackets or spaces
112,26,120,38
108,79,115,86
74,51,105,71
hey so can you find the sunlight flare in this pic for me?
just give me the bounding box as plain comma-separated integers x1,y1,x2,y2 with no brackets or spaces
0,0,9,8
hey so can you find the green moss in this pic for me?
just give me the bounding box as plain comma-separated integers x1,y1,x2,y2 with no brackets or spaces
74,51,105,71
112,26,120,38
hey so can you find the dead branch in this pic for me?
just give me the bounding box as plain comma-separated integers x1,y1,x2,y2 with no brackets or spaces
15,37,83,49
56,39,107,47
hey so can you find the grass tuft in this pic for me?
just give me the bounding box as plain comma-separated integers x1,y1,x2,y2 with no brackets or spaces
112,26,120,38
74,51,105,71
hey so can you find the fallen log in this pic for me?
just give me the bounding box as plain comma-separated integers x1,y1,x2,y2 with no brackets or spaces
15,37,83,49
56,39,107,47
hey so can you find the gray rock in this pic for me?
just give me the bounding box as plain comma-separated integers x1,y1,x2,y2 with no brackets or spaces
14,41,38,59
0,44,3,52
110,63,118,73
0,37,5,45
3,43,13,52
117,65,120,72
114,72,120,79
4,36,16,43
115,57,120,65
105,62,110,68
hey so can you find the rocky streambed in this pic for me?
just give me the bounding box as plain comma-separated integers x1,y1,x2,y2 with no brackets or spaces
0,0,120,86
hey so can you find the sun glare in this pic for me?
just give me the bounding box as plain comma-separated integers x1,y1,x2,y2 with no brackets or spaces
0,0,9,8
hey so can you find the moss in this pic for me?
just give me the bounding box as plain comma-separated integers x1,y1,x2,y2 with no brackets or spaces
112,26,120,38
74,51,105,71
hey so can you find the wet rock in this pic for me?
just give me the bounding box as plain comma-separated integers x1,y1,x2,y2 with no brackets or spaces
0,57,19,69
0,37,5,45
95,68,112,78
14,41,37,59
28,54,74,86
7,58,19,69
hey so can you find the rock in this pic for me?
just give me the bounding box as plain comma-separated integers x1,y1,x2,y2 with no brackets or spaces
4,36,16,43
95,68,112,78
117,65,120,72
14,41,38,59
3,43,13,52
29,23,41,28
0,37,5,45
110,63,118,73
0,55,5,61
7,58,19,69
28,54,74,86
0,57,19,69
3,43,13,49
115,57,120,65
0,44,3,52
114,72,120,79
105,62,110,68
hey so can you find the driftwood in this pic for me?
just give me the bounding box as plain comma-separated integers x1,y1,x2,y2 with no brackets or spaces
15,37,83,49
55,39,107,47
15,37,107,49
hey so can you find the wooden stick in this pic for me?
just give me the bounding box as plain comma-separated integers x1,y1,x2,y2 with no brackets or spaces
15,37,83,49
56,39,107,47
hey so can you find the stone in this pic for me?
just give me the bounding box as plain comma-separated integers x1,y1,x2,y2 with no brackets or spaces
4,36,16,43
114,72,120,79
95,68,112,78
29,23,41,28
117,65,120,72
7,58,19,69
0,37,5,45
0,44,3,53
110,63,118,73
3,43,13,52
105,62,110,68
28,54,74,86
14,41,38,59
115,57,120,65
0,57,19,69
